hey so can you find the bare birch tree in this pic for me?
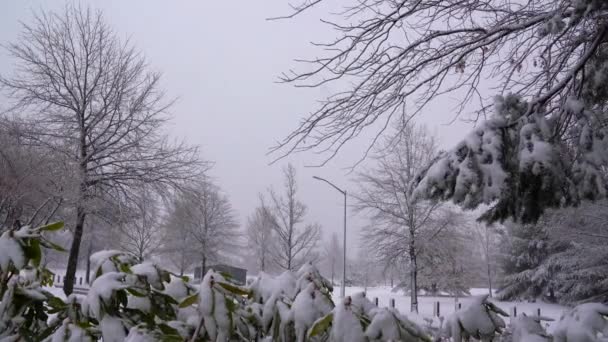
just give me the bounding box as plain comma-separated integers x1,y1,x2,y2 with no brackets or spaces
246,205,276,273
354,122,454,313
0,5,206,294
322,232,343,285
263,164,321,271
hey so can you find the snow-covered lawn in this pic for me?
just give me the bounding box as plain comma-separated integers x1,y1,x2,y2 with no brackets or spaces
333,286,567,333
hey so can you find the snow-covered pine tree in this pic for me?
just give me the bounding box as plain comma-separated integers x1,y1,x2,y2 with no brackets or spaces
538,201,608,303
496,221,553,301
543,244,608,303
412,94,577,224
412,39,608,225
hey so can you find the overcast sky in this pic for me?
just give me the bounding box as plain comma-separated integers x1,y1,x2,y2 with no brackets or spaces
0,1,475,256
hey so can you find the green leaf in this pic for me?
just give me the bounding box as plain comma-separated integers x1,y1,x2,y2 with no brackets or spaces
119,263,132,274
127,288,146,297
41,268,55,286
160,335,184,342
181,275,190,282
161,270,171,283
178,293,199,308
225,297,237,313
24,240,42,267
308,312,333,338
40,239,67,252
39,221,64,232
219,271,233,280
47,296,66,309
158,323,179,336
216,281,251,297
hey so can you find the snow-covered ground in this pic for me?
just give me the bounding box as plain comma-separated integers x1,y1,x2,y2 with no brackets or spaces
332,286,567,333
45,271,568,335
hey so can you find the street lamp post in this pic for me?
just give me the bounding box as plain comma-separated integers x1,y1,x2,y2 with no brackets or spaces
313,176,347,298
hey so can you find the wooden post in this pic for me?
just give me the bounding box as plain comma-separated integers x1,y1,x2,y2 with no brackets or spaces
537,308,541,316
374,297,379,307
512,306,517,317
79,277,82,285
390,298,395,308
458,303,462,309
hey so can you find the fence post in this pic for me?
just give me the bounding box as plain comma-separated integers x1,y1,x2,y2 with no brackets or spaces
512,306,517,317
433,302,441,317
390,298,395,308
79,277,82,285
458,303,462,309
537,308,541,316
374,297,378,307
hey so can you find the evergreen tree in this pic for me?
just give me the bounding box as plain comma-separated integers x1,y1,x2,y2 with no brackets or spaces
496,221,553,301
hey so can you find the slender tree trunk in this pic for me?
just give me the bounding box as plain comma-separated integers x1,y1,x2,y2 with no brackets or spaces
487,258,493,298
179,252,185,276
409,241,419,313
201,256,207,278
64,205,86,295
331,262,335,285
85,239,92,284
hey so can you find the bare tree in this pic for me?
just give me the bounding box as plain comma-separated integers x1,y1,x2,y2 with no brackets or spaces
270,2,608,225
263,164,321,271
354,122,454,313
117,188,163,262
165,181,240,274
271,1,608,163
0,119,69,229
0,5,206,294
322,232,343,285
161,218,199,276
246,205,276,273
471,222,500,297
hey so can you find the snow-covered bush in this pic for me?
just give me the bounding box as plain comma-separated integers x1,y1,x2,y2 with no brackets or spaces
441,294,509,342
3,227,608,342
308,292,434,342
506,314,553,342
0,222,65,340
553,303,608,342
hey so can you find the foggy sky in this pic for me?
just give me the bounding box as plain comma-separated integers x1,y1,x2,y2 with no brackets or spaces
0,1,475,256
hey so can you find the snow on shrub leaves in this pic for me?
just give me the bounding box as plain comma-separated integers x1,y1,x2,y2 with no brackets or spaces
2,221,607,341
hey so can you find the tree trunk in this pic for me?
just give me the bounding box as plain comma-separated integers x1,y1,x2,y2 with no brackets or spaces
201,256,207,278
409,244,419,313
331,263,335,285
64,206,86,295
85,239,92,284
487,258,493,298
